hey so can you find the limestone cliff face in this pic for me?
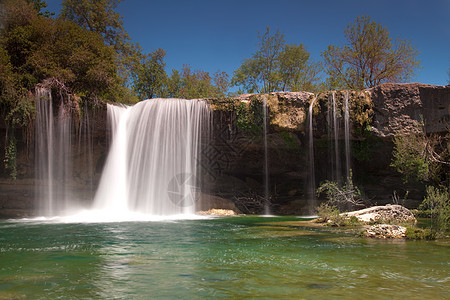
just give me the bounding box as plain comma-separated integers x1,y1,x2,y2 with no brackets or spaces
370,83,449,137
0,83,448,217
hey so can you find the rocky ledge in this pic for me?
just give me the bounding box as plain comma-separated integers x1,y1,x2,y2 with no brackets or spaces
342,204,417,224
196,209,238,216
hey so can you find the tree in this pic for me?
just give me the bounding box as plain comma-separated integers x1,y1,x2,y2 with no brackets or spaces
61,0,140,92
179,65,217,99
132,48,167,99
232,27,284,93
391,133,449,185
61,0,128,51
279,44,322,92
26,0,54,17
0,0,123,103
322,15,421,90
165,69,182,98
232,27,321,93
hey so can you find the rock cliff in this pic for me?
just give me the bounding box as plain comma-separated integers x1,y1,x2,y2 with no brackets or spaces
0,83,448,217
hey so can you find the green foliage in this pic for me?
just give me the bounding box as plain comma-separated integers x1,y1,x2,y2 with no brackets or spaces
61,0,130,53
3,134,17,180
316,203,340,223
232,27,321,93
391,133,448,184
391,135,429,183
322,15,421,89
280,131,299,150
421,186,449,234
132,48,167,99
235,101,263,136
316,170,364,211
26,0,54,17
352,133,382,162
405,226,435,240
316,203,361,226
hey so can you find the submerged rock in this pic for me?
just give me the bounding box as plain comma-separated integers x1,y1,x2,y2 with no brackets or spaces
342,204,416,224
363,224,407,239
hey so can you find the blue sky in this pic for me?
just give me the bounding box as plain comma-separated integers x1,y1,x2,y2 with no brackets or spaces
46,0,450,87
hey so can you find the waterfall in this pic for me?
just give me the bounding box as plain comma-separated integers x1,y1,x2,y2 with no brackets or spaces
307,97,317,213
344,91,351,179
332,92,341,183
35,88,74,215
93,99,210,216
262,96,270,215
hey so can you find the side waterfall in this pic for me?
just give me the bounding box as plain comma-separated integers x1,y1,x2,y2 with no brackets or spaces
262,96,271,215
93,99,210,216
344,91,351,179
307,97,317,213
35,88,74,215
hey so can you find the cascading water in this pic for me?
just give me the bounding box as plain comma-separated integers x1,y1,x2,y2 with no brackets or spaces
344,91,351,179
307,97,317,212
35,88,74,215
262,96,270,215
332,92,341,183
93,98,210,216
327,92,342,183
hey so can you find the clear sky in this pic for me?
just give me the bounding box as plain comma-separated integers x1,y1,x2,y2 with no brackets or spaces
46,0,450,87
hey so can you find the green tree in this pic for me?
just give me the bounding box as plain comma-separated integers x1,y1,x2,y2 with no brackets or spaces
322,15,421,90
165,69,182,98
132,48,167,99
391,133,449,185
61,0,140,95
421,186,449,234
232,27,284,93
61,0,128,51
179,65,217,99
1,0,124,102
279,44,322,92
232,27,321,93
26,0,54,17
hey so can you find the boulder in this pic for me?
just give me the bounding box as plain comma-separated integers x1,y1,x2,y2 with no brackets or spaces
363,224,407,238
343,204,416,224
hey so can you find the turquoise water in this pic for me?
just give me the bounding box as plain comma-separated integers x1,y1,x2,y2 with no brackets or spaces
0,216,448,299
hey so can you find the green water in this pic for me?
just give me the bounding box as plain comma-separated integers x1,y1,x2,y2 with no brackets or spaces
0,216,448,299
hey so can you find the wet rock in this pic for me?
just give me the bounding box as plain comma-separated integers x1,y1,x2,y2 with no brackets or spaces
363,224,407,238
196,209,237,216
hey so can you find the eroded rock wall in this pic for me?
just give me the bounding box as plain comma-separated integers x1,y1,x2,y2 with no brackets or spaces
0,83,448,217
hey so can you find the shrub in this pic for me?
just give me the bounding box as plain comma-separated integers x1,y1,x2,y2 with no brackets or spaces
421,186,449,235
405,226,435,240
316,203,361,227
316,169,364,211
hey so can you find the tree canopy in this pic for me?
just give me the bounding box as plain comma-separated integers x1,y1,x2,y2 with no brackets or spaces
232,27,322,93
1,0,429,130
322,15,421,90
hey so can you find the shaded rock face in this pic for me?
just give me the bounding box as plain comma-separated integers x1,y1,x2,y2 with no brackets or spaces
0,98,108,217
370,83,449,137
0,83,448,217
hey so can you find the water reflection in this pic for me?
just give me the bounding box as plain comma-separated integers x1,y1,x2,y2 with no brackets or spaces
0,217,448,299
